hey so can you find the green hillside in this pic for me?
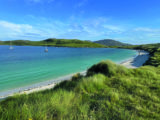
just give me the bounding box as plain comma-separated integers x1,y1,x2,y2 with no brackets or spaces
94,39,131,47
0,44,160,120
0,38,106,48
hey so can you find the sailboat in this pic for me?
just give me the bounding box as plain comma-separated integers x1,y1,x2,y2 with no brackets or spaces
9,41,14,50
44,43,48,52
45,46,48,52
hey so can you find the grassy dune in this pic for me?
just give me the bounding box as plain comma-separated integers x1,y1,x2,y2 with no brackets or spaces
0,60,160,120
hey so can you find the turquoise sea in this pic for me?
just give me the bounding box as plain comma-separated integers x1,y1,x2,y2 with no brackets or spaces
0,46,137,93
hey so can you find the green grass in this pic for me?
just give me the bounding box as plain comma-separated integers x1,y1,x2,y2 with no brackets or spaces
1,60,160,120
144,48,160,67
0,38,107,48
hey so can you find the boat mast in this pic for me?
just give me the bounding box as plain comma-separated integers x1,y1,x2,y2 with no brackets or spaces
44,41,48,52
9,40,13,50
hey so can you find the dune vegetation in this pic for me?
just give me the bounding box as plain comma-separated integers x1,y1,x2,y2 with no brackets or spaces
0,59,160,120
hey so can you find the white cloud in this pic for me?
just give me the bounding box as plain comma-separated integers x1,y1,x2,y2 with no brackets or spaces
133,27,160,39
0,18,126,41
29,0,41,2
74,0,89,8
103,25,124,31
146,33,160,38
0,17,121,41
27,0,55,3
134,27,160,32
1,17,160,44
0,21,33,33
0,20,49,40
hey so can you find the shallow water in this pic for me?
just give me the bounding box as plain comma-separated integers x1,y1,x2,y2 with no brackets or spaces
0,46,137,92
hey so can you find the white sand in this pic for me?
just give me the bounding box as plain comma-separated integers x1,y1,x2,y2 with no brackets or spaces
0,51,149,100
0,71,86,100
121,51,149,68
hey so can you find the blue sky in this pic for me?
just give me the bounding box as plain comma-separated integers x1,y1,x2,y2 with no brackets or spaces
0,0,160,44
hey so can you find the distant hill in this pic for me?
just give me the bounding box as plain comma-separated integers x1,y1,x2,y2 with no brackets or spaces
0,38,106,48
94,39,131,47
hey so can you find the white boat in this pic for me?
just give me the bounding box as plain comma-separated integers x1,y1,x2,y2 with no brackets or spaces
45,48,48,52
44,45,48,52
9,41,14,50
9,46,14,50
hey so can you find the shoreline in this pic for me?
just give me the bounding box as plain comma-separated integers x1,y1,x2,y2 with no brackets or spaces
120,51,149,68
0,71,86,100
0,51,149,100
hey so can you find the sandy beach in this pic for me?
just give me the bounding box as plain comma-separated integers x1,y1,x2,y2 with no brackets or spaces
121,51,149,68
0,51,149,100
0,71,86,100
